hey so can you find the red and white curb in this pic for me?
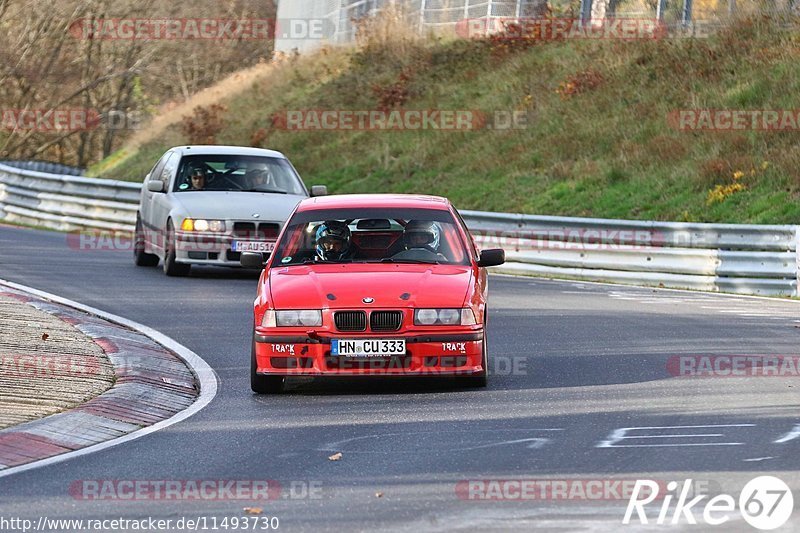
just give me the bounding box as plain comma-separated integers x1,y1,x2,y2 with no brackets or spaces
0,279,218,478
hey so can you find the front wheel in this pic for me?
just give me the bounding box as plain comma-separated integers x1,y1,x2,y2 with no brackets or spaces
251,333,285,394
163,221,191,277
133,216,159,267
461,330,488,388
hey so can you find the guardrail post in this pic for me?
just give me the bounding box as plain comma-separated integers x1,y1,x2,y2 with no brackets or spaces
656,0,667,20
796,226,800,297
682,0,693,27
579,0,593,25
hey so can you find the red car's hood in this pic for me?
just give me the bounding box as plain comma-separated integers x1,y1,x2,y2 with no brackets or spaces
268,264,473,309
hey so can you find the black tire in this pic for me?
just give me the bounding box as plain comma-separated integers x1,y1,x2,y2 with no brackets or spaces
461,330,488,388
251,332,285,394
133,216,159,267
163,221,191,277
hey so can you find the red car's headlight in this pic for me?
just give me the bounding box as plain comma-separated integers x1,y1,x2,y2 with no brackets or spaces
262,310,323,327
414,308,476,326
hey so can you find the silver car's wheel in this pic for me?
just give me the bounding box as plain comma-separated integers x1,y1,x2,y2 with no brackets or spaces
134,216,159,267
163,221,191,277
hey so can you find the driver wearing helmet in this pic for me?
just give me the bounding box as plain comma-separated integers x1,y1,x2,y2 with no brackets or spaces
392,220,447,262
315,221,353,261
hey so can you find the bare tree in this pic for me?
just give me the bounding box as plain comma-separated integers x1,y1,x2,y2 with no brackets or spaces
0,0,276,166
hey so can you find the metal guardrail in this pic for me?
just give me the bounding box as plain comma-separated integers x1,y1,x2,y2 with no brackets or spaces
463,211,799,296
0,160,86,176
0,163,138,232
0,162,797,296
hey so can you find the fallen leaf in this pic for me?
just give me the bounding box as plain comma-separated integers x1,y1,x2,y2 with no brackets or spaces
243,507,263,515
41,333,49,341
328,452,343,461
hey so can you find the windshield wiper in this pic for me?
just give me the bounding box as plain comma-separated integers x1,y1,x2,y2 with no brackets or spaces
375,258,440,265
243,187,288,194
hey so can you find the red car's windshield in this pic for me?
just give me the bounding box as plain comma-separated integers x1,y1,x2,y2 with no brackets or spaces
273,208,470,266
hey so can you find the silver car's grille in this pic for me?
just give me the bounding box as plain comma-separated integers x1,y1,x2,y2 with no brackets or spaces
258,223,280,240
233,222,256,238
233,222,280,240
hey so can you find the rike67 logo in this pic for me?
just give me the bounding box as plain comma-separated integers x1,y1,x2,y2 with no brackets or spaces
624,476,793,530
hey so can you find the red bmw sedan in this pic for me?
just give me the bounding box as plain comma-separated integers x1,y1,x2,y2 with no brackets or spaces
241,194,505,393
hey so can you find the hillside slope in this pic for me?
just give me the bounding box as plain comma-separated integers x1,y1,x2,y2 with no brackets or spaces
96,17,800,223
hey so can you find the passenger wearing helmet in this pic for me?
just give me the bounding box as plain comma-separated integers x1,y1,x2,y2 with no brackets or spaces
245,164,274,190
315,221,353,261
392,220,447,262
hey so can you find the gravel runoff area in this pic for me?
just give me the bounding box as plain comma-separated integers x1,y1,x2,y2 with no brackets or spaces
0,282,199,471
0,293,115,429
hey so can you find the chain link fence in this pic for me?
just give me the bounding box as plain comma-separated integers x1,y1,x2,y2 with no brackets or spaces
276,0,800,53
276,0,543,52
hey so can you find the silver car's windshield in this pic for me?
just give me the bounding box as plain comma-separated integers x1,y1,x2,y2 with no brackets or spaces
175,155,306,195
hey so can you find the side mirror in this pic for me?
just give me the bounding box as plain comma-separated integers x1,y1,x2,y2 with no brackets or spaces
241,251,269,269
477,249,505,268
147,180,165,193
310,185,327,197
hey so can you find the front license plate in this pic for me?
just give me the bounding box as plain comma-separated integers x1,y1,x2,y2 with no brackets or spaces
232,241,275,253
331,339,406,357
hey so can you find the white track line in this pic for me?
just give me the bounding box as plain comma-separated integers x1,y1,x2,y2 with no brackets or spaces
0,278,219,479
500,274,800,304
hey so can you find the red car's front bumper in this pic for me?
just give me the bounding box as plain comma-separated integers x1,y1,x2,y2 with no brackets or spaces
254,331,485,376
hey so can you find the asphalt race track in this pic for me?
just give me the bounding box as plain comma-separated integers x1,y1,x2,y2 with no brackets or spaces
1,224,799,532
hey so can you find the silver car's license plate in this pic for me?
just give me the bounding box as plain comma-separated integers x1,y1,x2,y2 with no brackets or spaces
331,339,406,357
232,241,275,253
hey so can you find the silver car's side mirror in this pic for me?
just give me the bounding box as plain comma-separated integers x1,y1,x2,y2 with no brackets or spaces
147,180,165,193
310,185,327,197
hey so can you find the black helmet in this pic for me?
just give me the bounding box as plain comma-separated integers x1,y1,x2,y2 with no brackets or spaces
403,220,440,250
315,221,351,260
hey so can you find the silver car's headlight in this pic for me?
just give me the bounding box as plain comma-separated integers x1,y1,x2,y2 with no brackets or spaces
262,310,323,327
414,308,476,326
181,219,225,232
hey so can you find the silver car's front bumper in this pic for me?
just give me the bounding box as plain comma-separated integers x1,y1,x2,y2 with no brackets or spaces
174,225,277,267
